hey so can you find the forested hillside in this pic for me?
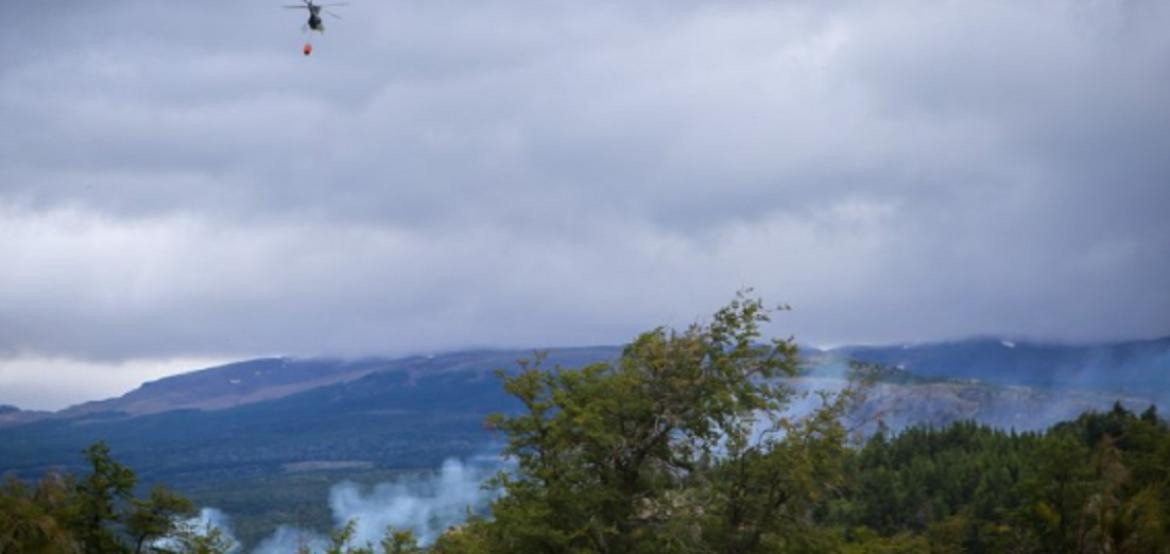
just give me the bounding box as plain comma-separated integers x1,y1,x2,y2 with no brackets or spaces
3,296,1167,553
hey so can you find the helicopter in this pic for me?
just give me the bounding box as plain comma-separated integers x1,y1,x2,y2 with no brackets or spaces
283,0,347,34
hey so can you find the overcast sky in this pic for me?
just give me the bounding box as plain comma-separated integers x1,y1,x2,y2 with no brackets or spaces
2,0,1168,409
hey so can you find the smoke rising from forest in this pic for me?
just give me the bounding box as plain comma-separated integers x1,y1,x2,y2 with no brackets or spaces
154,508,241,554
251,454,506,553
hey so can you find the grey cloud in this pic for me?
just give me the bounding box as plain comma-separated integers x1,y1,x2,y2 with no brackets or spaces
1,0,1168,376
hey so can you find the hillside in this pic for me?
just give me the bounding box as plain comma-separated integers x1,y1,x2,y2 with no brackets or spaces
3,339,1167,481
0,347,619,482
829,335,1170,395
2,339,1166,547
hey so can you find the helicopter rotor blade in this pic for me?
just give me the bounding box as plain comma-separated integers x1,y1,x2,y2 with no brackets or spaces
324,9,342,19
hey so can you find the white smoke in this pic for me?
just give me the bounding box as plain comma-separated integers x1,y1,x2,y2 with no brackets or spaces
253,454,506,552
783,375,1167,436
330,457,500,546
194,508,235,535
153,507,241,554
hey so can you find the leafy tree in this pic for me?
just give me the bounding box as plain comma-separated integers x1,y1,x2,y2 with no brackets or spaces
0,442,217,554
431,517,491,554
126,485,196,553
74,441,138,553
381,527,424,554
443,293,858,553
164,520,238,554
292,520,424,554
0,472,80,553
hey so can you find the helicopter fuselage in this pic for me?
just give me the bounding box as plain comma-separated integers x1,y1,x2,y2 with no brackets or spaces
287,1,337,35
307,5,324,32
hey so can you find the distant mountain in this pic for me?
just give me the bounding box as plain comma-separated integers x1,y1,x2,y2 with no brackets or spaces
2,339,1167,548
0,404,51,427
1,338,1166,485
825,336,1170,395
4,348,623,427
58,357,428,418
0,347,619,482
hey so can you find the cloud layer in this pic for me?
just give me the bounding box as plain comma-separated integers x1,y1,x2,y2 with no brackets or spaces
2,1,1168,406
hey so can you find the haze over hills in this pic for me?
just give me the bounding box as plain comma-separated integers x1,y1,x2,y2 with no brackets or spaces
7,336,1168,416
827,336,1170,393
1,337,1166,473
2,336,1167,547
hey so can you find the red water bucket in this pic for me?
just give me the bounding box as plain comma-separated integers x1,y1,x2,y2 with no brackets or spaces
303,42,313,56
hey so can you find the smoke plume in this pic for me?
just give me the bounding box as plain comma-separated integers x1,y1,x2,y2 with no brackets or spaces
253,453,505,552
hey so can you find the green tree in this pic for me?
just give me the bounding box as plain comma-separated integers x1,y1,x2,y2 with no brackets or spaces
74,441,137,554
451,293,856,553
1,442,215,554
126,485,196,554
165,520,239,554
380,527,423,554
0,473,80,553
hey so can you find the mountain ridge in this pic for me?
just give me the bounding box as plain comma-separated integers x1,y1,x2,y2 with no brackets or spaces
0,337,1166,538
826,335,1170,393
5,335,1167,427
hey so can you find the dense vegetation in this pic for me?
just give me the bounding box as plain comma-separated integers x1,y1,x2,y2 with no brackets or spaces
423,295,1170,553
0,442,235,553
182,467,421,549
3,295,1167,552
832,406,1170,552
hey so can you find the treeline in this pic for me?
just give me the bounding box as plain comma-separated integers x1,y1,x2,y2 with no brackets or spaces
832,406,1169,552
4,295,1168,553
0,442,235,553
1,443,424,553
424,296,1170,553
